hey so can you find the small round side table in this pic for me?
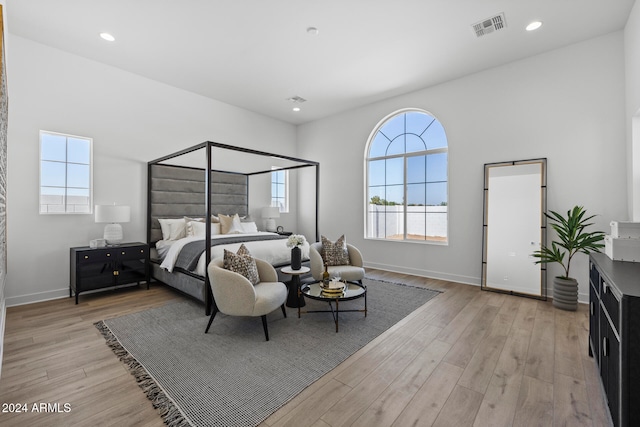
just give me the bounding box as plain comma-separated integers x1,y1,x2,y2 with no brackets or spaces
281,266,310,308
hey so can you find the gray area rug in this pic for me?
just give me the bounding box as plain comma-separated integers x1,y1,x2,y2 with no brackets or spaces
95,277,440,427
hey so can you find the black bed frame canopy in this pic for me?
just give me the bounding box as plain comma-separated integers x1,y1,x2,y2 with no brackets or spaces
147,141,320,314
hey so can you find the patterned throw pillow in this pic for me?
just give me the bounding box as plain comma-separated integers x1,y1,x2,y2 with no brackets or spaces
223,244,260,285
236,243,251,257
321,235,351,266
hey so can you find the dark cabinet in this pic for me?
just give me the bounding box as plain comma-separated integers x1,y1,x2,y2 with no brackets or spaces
70,242,149,303
600,312,620,426
589,253,640,427
588,270,599,361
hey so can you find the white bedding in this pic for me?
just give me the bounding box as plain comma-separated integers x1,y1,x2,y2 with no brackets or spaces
158,232,310,276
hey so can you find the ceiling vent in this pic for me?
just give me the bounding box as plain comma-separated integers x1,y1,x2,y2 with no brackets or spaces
287,96,307,104
472,13,506,38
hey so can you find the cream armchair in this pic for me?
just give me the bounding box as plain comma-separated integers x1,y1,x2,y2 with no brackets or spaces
205,257,287,341
309,242,365,283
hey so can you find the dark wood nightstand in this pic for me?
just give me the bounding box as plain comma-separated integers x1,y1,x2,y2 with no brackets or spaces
276,231,293,236
70,242,149,304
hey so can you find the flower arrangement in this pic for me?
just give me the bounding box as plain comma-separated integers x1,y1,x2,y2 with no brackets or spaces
286,234,306,248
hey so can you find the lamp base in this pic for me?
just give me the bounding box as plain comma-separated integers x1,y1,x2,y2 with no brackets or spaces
104,223,123,245
265,219,276,232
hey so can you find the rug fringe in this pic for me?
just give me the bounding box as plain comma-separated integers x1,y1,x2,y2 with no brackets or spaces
95,320,192,427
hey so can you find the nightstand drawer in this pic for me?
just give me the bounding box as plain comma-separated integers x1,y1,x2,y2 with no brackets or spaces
76,249,116,264
117,246,148,261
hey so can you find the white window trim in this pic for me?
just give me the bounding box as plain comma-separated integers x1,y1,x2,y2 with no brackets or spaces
363,108,449,245
271,167,289,213
39,130,94,215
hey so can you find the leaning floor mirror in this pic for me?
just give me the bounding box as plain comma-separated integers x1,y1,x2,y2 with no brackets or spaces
481,158,547,299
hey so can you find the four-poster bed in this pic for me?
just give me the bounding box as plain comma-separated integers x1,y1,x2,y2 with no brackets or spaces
147,142,319,314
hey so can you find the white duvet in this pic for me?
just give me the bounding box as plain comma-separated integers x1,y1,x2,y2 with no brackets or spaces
158,232,310,276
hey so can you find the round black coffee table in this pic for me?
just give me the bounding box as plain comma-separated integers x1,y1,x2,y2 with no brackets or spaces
299,281,367,332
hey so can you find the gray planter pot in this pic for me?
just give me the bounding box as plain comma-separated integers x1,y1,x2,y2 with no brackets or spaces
553,276,578,311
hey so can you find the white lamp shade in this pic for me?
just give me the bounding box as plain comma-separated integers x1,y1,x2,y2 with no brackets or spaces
261,206,280,219
95,205,131,223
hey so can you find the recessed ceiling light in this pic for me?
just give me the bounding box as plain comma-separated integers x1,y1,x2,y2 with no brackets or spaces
100,32,115,42
306,27,319,35
287,95,306,112
526,21,542,31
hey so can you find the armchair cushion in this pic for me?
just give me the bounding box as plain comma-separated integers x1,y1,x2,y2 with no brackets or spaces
223,244,259,285
310,241,364,282
321,235,350,266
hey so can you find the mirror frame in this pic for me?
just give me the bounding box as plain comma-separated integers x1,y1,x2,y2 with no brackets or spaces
481,158,547,300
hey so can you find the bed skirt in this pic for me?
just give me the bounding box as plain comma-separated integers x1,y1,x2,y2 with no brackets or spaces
151,261,207,302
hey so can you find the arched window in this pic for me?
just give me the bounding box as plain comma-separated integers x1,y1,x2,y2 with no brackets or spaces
365,109,448,243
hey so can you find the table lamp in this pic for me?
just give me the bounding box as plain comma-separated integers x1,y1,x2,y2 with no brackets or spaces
95,204,131,245
261,206,280,232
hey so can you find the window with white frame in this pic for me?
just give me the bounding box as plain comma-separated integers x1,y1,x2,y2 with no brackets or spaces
39,131,93,214
271,168,289,212
365,109,448,243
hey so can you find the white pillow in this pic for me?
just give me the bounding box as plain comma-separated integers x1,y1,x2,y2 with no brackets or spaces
186,221,205,238
158,218,187,241
210,223,221,235
241,221,258,233
186,221,221,237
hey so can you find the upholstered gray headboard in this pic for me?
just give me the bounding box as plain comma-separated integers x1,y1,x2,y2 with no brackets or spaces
148,164,248,244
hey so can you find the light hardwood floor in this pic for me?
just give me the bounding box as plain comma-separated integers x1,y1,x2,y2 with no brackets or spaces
0,270,611,427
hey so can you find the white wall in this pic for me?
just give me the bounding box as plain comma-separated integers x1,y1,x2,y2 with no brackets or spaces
6,36,297,306
0,0,8,379
297,32,627,302
625,1,640,221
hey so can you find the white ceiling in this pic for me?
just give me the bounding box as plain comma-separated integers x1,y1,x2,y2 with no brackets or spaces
6,0,636,125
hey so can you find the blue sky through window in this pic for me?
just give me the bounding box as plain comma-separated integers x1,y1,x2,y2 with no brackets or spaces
40,132,92,213
368,112,448,207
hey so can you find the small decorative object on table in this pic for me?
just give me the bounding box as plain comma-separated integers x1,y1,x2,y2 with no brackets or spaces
286,234,306,270
322,262,330,285
321,277,345,296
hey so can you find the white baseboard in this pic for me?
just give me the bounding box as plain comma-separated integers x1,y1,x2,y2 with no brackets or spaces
5,288,70,307
5,283,143,308
578,292,589,304
364,261,481,287
365,262,589,305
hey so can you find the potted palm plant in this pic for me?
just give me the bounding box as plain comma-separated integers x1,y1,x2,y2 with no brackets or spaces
533,205,605,311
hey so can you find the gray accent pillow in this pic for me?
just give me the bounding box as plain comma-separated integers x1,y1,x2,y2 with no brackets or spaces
321,235,350,266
